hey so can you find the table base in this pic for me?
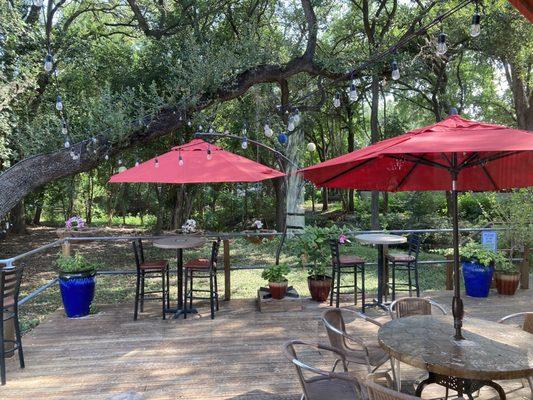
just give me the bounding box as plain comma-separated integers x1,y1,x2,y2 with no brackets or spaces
164,307,198,318
416,372,506,400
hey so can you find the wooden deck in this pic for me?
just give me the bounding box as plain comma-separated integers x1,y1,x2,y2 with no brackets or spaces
2,280,532,400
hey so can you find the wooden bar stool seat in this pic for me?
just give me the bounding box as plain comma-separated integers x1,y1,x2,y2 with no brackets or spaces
139,260,168,270
184,259,210,269
386,254,415,262
339,255,365,265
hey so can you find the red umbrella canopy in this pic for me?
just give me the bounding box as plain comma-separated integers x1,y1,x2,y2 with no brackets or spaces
299,115,533,191
109,139,285,184
508,0,533,22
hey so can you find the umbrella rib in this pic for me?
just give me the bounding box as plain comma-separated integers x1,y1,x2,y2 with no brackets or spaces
481,166,499,191
318,158,376,185
456,152,479,170
463,151,520,168
388,154,450,171
395,161,421,190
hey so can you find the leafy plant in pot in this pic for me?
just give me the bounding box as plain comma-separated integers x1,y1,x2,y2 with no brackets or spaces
261,263,290,299
56,253,97,318
460,241,499,298
494,259,520,295
292,226,341,302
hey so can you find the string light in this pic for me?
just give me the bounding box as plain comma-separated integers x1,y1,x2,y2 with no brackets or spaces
207,145,212,160
178,153,184,166
333,93,341,108
307,142,316,152
287,117,295,132
241,135,248,149
105,154,109,161
292,109,301,126
264,122,273,138
61,119,68,135
471,2,481,37
154,158,159,168
135,160,140,167
55,95,63,111
437,32,447,56
44,54,53,73
64,139,70,149
348,81,358,101
391,60,400,81
278,132,288,144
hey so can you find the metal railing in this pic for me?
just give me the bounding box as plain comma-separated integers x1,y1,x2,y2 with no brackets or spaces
0,226,512,307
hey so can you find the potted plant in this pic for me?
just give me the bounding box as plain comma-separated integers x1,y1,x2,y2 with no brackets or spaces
494,258,520,295
56,253,97,318
292,225,340,302
460,241,498,298
244,219,276,244
261,263,291,299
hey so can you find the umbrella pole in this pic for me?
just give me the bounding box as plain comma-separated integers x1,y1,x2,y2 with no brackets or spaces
451,169,464,340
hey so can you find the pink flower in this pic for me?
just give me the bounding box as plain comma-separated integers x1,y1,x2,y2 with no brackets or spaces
339,234,348,244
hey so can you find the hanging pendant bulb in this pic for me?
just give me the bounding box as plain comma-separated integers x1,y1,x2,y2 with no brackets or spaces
64,139,70,149
61,119,68,135
208,126,214,133
333,93,341,108
135,160,140,167
105,154,109,161
348,81,358,102
391,61,400,81
69,150,76,160
264,123,273,138
470,12,481,37
436,32,447,56
55,95,63,111
187,121,192,127
178,154,184,166
307,142,317,152
278,132,288,144
287,117,295,132
154,158,159,168
207,147,212,160
292,109,301,126
241,135,248,150
44,54,53,73
118,159,123,166
91,136,97,144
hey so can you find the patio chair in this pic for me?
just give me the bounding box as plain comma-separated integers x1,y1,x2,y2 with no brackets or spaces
386,234,422,300
498,312,533,393
183,239,221,319
388,297,447,319
283,339,364,400
0,266,25,386
364,373,418,400
321,308,398,390
132,239,170,320
329,239,366,311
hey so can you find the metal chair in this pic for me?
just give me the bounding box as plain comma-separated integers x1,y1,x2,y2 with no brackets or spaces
321,308,398,390
388,297,447,319
183,239,220,319
365,373,418,400
329,239,366,311
498,312,533,393
386,234,422,300
283,339,364,400
1,266,25,386
132,239,170,320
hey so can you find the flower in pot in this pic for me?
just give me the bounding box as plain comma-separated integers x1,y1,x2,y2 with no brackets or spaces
261,263,291,299
291,225,341,302
56,253,97,318
65,216,85,231
181,219,197,234
494,258,520,295
460,241,499,298
244,219,276,244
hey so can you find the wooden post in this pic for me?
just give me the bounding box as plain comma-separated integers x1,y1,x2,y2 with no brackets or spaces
382,245,389,299
445,255,454,290
223,239,231,301
519,246,529,289
62,240,71,257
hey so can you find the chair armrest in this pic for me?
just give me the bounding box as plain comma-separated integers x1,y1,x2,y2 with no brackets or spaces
498,312,529,324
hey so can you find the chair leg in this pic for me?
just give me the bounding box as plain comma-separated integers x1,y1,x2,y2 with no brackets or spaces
214,269,219,311
391,261,396,301
166,267,170,309
414,263,420,297
140,273,145,312
134,271,141,320
209,273,215,320
330,267,335,306
354,267,358,306
14,308,24,369
336,266,341,308
0,312,5,385
407,264,413,297
189,272,194,312
161,269,166,320
361,264,366,313
183,269,188,319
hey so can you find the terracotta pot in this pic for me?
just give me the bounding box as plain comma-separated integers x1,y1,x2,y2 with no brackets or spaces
268,281,288,299
308,275,332,302
243,230,277,244
494,272,520,295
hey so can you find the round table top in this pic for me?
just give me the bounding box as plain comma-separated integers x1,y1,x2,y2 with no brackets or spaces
378,315,533,381
153,236,206,250
354,233,407,245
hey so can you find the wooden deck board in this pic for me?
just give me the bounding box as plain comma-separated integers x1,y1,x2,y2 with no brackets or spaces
1,280,532,400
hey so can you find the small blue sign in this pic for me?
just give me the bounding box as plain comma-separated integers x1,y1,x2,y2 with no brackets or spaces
481,231,497,251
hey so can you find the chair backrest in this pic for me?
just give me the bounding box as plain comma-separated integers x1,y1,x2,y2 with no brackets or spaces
365,375,419,400
406,234,422,260
322,308,348,352
210,239,221,270
498,312,533,334
329,238,341,267
0,266,23,310
132,239,145,269
389,298,446,319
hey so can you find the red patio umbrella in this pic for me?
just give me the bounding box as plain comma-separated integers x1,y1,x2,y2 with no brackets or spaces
508,0,533,22
300,114,533,340
109,139,285,183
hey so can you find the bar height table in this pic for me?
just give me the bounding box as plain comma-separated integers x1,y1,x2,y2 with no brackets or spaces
153,236,206,318
354,233,406,309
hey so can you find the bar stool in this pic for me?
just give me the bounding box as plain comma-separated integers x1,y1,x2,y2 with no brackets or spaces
1,266,25,386
387,234,422,300
329,239,366,311
132,239,170,320
183,239,221,320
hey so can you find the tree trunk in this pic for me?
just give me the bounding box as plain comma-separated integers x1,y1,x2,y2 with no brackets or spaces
370,76,380,229
32,191,44,225
272,177,286,231
85,171,94,224
321,188,328,212
504,61,533,130
9,200,26,234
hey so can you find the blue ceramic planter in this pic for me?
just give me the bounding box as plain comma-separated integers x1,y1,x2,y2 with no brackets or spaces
59,270,96,318
462,261,493,298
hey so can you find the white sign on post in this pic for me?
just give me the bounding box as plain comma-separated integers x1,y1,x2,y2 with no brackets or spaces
481,231,498,252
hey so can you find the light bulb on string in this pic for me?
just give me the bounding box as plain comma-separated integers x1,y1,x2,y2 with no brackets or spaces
64,139,70,149
391,60,400,81
333,93,341,108
307,142,317,152
348,81,358,101
436,32,447,56
118,159,123,166
278,132,288,145
264,122,273,138
178,155,184,166
187,121,192,127
292,109,301,126
241,135,248,150
135,160,140,167
154,158,159,168
207,146,212,160
44,54,53,72
91,136,97,144
104,154,109,161
69,150,76,160
55,95,63,111
61,119,68,135
470,9,481,37
287,117,295,132
208,126,214,133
